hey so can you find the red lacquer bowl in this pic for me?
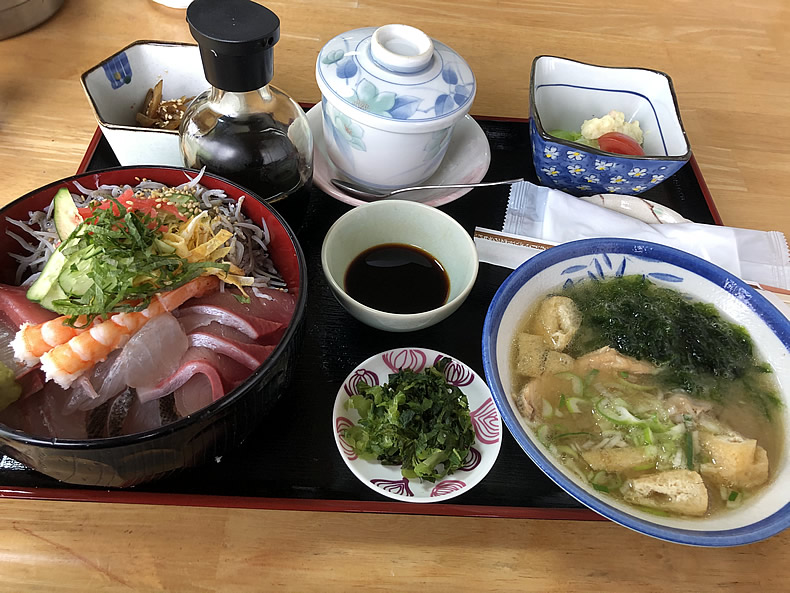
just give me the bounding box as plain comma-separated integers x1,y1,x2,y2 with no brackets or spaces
0,166,307,487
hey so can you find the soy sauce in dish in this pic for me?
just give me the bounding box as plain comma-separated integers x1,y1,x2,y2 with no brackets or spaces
345,243,449,314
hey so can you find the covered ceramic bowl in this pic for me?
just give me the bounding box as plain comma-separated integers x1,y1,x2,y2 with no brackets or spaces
315,24,476,190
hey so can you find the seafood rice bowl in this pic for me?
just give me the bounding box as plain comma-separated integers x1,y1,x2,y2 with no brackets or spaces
0,166,307,487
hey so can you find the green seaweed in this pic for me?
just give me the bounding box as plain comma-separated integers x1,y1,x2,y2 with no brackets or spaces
565,275,781,418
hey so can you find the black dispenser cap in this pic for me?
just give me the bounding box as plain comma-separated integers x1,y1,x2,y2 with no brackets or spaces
186,0,280,92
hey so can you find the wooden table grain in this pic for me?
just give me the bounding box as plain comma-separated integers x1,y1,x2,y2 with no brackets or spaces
0,0,788,590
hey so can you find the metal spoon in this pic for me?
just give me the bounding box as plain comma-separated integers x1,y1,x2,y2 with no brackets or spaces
330,177,524,201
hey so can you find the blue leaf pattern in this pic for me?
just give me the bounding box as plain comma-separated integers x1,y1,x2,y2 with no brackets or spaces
337,58,358,80
559,254,686,288
648,272,684,283
388,95,422,120
562,264,588,275
434,94,455,116
442,65,459,85
593,258,604,278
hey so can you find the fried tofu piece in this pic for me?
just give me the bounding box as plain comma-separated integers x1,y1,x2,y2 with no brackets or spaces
530,296,582,351
623,469,708,517
574,346,657,376
513,379,540,420
516,333,574,378
582,447,657,473
699,432,770,490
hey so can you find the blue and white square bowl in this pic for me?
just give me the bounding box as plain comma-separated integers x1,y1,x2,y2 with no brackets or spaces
529,56,691,196
482,238,790,546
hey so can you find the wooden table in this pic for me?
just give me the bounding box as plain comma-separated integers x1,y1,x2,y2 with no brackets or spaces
0,0,788,590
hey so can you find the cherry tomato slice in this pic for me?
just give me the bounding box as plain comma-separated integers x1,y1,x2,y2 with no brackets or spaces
597,132,645,156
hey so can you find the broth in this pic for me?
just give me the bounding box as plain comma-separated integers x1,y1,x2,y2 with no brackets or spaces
509,276,784,518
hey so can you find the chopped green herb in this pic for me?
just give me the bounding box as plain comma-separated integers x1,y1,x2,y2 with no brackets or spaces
343,357,476,482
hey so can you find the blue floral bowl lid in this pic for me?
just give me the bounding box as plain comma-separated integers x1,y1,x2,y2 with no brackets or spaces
316,25,476,133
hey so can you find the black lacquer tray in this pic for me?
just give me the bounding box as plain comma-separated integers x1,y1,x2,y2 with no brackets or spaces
0,116,720,518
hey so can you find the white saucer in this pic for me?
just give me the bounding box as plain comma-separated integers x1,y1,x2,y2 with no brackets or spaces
332,348,502,503
307,104,492,208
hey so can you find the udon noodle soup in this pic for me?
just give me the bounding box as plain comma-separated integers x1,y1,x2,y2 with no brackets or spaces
510,275,783,518
0,172,297,439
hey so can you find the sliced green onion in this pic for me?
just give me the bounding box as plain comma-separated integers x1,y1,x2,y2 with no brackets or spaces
566,397,586,414
728,490,740,502
617,373,654,392
536,424,551,446
555,444,579,459
555,431,595,440
542,399,554,419
595,398,643,425
684,431,695,470
592,483,610,493
555,372,584,396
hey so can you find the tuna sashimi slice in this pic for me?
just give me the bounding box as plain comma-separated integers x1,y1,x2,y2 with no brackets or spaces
189,288,297,325
0,284,58,328
187,332,275,370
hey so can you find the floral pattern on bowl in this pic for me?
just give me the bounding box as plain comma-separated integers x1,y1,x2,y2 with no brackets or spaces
530,119,686,197
317,27,474,125
332,348,502,503
529,56,691,197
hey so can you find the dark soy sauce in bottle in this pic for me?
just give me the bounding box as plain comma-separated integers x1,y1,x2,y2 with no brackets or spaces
345,243,449,314
181,0,313,229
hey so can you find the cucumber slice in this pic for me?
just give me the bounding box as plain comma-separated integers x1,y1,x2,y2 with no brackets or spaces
58,257,94,296
53,187,83,241
26,249,68,311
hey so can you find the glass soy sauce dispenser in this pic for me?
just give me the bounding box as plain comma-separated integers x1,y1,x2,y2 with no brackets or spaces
180,0,313,228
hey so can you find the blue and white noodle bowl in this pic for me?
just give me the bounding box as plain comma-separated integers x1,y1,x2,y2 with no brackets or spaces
316,25,475,190
482,238,790,546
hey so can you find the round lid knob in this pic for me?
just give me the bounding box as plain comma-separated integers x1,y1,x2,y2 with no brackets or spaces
186,0,280,92
370,24,434,74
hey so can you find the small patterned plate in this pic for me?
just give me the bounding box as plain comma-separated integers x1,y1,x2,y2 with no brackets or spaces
332,348,502,503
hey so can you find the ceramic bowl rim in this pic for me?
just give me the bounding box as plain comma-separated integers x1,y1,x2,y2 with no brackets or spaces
529,55,692,162
481,237,790,547
320,199,479,323
0,164,307,450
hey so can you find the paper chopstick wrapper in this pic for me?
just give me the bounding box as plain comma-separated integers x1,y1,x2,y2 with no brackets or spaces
482,181,790,290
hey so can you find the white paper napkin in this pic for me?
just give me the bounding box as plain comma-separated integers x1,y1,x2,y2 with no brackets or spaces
478,181,790,291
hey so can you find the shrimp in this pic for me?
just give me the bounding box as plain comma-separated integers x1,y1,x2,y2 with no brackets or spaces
39,276,219,389
12,316,93,367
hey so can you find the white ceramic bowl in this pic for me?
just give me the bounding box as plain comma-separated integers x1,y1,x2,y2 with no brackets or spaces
482,238,790,546
81,40,207,167
321,200,478,332
315,25,476,190
530,55,691,196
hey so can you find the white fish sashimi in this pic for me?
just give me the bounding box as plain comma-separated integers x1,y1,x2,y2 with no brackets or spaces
102,312,188,395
